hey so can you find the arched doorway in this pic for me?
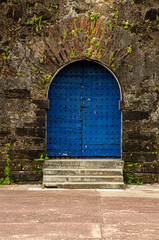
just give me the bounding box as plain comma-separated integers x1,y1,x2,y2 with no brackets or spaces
47,60,121,158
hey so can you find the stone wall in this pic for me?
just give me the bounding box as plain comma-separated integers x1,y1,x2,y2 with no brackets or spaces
0,0,159,184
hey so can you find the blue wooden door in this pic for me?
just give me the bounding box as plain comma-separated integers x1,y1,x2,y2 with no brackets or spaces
47,61,121,158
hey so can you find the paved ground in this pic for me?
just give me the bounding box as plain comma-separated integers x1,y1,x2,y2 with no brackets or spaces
0,185,159,240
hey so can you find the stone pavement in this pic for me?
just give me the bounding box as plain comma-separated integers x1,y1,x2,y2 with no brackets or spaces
0,184,159,240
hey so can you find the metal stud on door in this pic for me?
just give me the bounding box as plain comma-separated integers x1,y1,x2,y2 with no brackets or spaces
47,61,121,158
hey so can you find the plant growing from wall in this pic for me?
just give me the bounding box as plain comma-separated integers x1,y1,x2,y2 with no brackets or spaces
109,52,114,66
16,69,21,77
114,11,119,24
86,12,99,21
34,154,49,161
63,28,67,41
126,174,143,185
127,47,132,54
0,143,11,185
26,16,44,32
40,73,51,84
90,12,99,21
85,48,91,57
107,20,112,30
122,20,134,30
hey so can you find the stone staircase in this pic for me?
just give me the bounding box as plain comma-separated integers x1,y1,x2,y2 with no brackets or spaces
43,159,125,189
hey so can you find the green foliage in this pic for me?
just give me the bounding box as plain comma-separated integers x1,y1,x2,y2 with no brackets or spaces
71,30,75,35
85,48,91,57
109,52,114,66
40,74,51,84
63,28,67,41
107,20,112,30
47,4,54,13
6,143,11,147
37,166,42,171
12,10,15,18
16,69,21,77
127,47,132,53
71,49,76,57
94,42,99,50
123,20,129,29
127,64,133,72
114,11,119,23
90,12,99,21
102,27,106,35
90,38,96,45
126,175,143,185
96,54,101,59
2,51,10,62
127,163,138,167
0,144,11,185
40,58,44,63
0,176,10,185
26,16,44,31
34,154,49,161
122,20,134,30
145,19,150,23
90,38,99,50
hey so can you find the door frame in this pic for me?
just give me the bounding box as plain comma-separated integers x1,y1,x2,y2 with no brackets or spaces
46,59,123,159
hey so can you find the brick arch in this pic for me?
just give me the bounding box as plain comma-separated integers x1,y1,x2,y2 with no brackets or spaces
28,16,137,96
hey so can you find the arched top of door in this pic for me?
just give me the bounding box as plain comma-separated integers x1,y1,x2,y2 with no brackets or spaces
47,59,122,100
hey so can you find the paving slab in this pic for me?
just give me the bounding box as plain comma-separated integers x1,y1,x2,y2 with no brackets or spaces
0,184,159,239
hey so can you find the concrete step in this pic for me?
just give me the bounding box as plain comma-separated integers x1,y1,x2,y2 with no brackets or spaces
43,159,124,189
44,159,124,169
43,182,125,189
43,175,123,183
43,168,123,176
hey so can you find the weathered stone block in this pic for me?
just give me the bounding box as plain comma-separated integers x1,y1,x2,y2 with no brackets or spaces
16,127,46,137
122,141,141,152
10,171,42,183
123,111,149,121
0,161,7,172
16,128,28,136
144,163,159,173
4,89,30,99
22,159,44,171
122,121,140,131
123,131,153,141
0,131,11,137
35,117,46,127
35,110,46,118
9,160,21,171
123,152,158,162
9,150,46,160
35,128,45,138
32,100,49,109
124,162,144,173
